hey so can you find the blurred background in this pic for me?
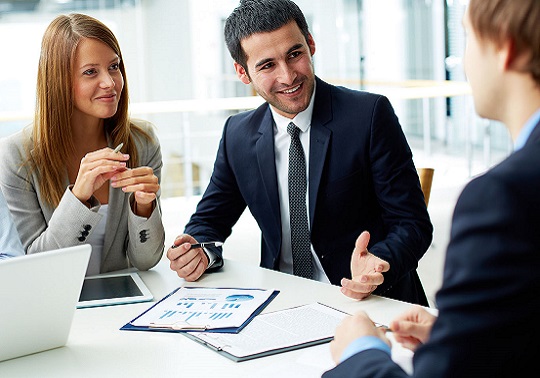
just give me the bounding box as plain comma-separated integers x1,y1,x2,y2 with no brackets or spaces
0,0,512,196
0,0,513,304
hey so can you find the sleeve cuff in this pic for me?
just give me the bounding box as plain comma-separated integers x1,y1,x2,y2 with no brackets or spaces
340,336,391,362
67,185,101,210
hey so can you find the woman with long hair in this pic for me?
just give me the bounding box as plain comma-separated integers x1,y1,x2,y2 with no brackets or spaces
0,13,165,274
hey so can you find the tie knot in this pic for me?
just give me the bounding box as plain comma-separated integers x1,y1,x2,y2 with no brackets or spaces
287,122,300,138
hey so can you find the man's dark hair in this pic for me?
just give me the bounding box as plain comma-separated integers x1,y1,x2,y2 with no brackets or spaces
224,0,310,71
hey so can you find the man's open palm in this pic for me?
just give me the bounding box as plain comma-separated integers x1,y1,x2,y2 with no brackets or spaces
340,231,390,300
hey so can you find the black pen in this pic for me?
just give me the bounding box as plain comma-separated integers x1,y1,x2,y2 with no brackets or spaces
171,241,223,250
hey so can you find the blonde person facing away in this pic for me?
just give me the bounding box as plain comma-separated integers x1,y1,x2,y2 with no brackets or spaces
324,0,540,377
0,14,165,275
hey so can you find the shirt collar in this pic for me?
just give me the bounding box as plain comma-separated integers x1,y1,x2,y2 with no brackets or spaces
514,108,540,151
270,82,316,133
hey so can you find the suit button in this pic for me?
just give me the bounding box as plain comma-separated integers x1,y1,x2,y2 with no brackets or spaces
78,236,86,242
82,230,89,237
84,224,92,231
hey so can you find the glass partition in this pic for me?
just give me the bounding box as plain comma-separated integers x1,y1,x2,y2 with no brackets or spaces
0,0,512,198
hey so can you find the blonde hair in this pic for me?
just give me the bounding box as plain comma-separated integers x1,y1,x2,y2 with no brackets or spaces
29,13,150,206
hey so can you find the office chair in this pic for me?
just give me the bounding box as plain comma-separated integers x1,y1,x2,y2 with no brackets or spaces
417,168,435,207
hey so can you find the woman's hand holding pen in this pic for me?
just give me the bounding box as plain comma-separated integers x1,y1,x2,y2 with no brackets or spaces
340,231,390,300
167,234,209,282
72,144,129,204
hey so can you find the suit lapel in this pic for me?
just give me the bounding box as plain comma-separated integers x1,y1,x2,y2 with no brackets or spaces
308,78,332,226
256,108,282,232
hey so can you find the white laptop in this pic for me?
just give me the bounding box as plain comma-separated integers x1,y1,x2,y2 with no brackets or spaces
0,244,91,362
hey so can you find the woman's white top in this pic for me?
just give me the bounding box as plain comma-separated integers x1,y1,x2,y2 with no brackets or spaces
85,204,108,276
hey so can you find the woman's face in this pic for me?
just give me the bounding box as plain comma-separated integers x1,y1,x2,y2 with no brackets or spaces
72,37,124,122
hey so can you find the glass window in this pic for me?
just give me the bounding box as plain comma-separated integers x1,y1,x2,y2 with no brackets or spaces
0,0,511,198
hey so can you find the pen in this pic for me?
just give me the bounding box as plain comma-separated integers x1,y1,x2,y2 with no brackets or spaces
113,142,124,153
171,241,224,250
375,323,393,332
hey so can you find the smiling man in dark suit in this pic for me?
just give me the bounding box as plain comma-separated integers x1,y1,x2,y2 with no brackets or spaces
167,0,432,306
325,0,540,376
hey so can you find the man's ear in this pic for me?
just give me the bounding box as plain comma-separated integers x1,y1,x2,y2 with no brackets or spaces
307,33,316,56
501,38,531,72
234,62,251,84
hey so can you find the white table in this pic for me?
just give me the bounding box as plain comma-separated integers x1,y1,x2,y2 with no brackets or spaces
0,258,416,378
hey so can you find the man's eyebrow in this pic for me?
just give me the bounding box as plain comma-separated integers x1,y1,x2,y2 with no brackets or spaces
254,43,306,69
286,43,304,55
255,57,273,69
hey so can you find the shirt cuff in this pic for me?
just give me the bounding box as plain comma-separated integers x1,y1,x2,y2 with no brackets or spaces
340,336,391,362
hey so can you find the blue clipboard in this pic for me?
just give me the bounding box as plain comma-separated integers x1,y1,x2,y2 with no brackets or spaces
120,287,279,334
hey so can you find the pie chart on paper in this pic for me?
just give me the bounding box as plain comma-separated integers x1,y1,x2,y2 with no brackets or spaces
225,294,254,302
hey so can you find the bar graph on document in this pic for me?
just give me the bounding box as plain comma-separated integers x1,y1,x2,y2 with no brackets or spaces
129,287,276,331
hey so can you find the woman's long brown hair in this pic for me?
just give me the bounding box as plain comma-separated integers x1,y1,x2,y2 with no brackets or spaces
29,13,149,206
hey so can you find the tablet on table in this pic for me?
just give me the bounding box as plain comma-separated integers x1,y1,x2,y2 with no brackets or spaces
77,272,153,308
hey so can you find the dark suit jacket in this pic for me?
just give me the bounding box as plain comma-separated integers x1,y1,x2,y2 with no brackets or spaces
185,77,432,305
323,122,540,377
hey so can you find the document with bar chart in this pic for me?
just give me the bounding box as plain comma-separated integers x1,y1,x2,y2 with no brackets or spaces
121,287,279,333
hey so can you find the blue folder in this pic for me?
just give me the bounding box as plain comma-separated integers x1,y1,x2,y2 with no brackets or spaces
120,287,279,334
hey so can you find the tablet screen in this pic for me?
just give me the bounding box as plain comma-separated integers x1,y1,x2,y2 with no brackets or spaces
77,273,153,308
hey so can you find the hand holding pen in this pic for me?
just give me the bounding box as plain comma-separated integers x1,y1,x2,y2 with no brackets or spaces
386,305,435,351
72,142,129,205
109,142,159,218
329,311,392,364
167,234,222,282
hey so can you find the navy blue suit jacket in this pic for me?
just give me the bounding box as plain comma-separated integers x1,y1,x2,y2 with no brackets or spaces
185,77,432,305
323,122,540,377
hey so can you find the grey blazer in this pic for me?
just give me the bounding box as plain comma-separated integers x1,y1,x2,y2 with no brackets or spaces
0,119,165,273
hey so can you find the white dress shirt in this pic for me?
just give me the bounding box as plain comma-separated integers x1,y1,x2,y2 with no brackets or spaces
85,204,108,275
270,86,331,283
